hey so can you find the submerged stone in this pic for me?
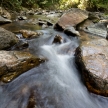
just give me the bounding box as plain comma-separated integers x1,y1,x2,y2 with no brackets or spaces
27,91,37,108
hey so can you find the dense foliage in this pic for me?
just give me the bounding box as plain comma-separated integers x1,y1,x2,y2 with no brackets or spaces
0,0,38,10
0,0,61,10
0,0,108,12
78,0,108,12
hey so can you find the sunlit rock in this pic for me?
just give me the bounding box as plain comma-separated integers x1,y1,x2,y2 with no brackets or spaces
0,51,45,83
75,39,108,96
19,29,43,38
54,8,88,30
0,27,18,50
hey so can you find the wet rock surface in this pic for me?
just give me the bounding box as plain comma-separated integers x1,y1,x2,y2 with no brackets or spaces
0,27,18,50
75,39,108,96
0,51,45,83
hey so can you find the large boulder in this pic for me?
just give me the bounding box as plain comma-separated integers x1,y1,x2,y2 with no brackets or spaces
0,27,18,50
0,51,45,83
54,8,88,30
75,39,108,96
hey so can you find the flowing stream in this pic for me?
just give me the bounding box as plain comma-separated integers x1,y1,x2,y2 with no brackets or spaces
0,15,108,108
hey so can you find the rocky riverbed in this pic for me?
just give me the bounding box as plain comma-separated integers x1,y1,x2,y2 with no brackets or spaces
0,7,108,108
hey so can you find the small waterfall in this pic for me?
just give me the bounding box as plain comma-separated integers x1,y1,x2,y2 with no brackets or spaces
0,29,108,108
